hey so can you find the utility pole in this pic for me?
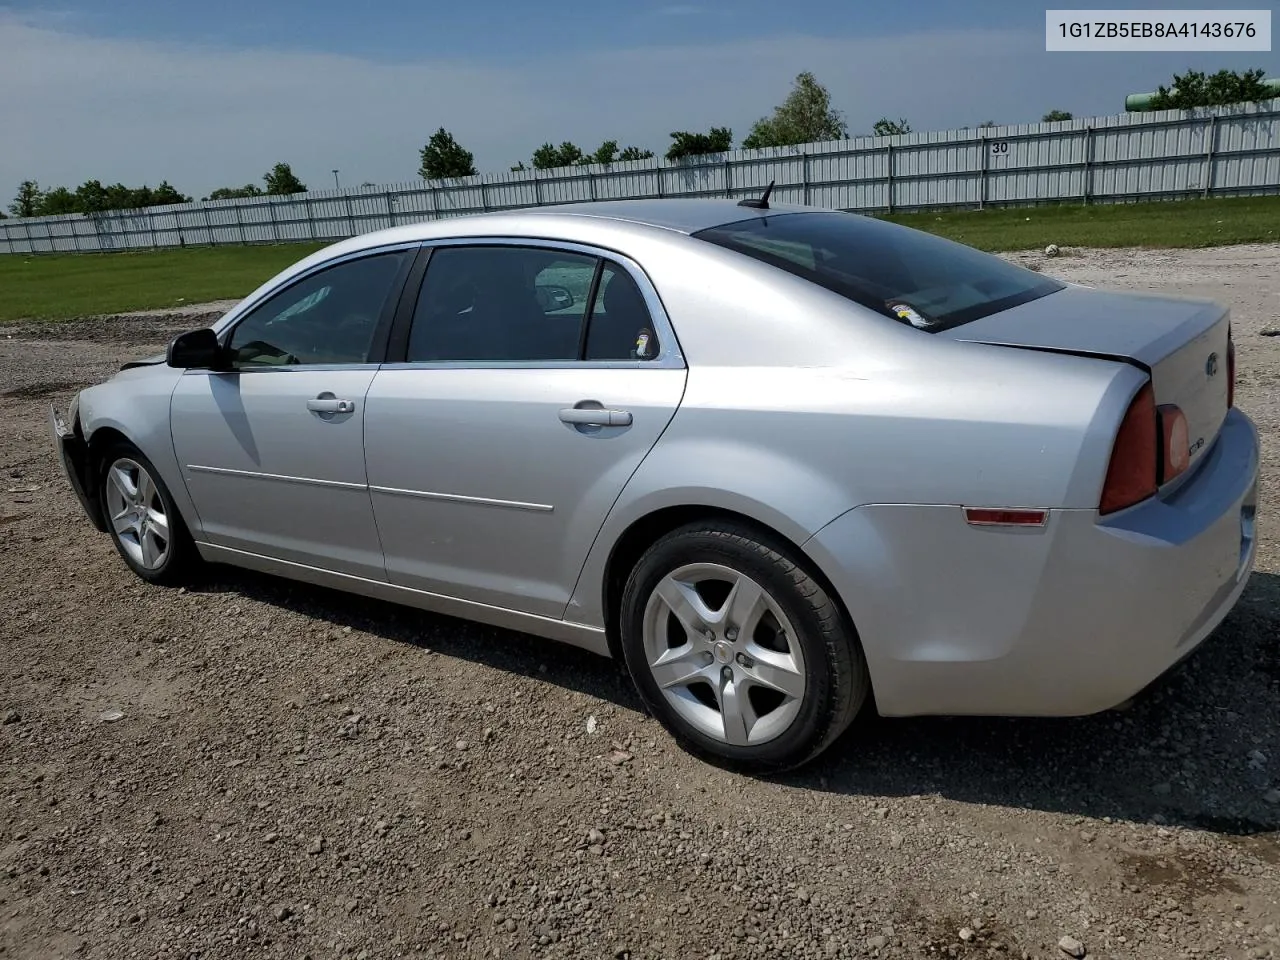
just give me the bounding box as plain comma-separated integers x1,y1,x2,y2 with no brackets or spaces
332,169,341,190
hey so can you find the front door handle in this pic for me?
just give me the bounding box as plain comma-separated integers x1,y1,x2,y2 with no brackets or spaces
559,406,632,427
307,396,355,414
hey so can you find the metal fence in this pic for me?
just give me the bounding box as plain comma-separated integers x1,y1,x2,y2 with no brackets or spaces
3,99,1278,255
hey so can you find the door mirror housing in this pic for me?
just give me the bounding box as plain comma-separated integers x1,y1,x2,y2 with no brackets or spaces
535,284,574,313
167,328,225,369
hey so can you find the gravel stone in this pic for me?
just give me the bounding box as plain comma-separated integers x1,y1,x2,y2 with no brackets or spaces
1058,935,1086,957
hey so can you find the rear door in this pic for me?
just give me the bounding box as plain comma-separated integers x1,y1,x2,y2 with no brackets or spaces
363,240,687,619
170,247,414,579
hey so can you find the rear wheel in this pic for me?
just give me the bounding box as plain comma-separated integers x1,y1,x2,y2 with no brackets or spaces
619,520,867,773
99,442,197,585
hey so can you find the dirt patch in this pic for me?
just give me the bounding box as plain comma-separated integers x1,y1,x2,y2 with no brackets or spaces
2,248,1280,959
1119,851,1246,899
1,379,85,399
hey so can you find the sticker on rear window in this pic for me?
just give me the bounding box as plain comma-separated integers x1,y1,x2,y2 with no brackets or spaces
634,329,653,359
886,301,933,329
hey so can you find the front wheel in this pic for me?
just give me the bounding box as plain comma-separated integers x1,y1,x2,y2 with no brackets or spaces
99,442,198,585
619,520,868,774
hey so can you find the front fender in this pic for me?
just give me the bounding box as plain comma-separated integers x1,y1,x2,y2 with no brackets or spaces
77,369,202,540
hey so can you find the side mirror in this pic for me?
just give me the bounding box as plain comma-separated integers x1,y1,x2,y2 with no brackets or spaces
166,328,224,369
535,284,574,313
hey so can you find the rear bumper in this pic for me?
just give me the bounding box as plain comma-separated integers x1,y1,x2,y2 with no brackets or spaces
49,401,106,532
805,407,1260,717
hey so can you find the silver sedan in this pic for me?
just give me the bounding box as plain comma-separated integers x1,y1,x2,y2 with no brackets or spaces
50,197,1260,772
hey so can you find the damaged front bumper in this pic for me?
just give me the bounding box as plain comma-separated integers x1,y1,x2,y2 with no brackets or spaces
48,400,106,532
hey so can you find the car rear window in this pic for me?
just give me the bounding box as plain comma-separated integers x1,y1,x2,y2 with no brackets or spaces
692,211,1064,332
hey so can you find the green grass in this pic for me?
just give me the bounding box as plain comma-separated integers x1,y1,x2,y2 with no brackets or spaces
882,195,1280,252
3,194,1279,322
0,243,327,323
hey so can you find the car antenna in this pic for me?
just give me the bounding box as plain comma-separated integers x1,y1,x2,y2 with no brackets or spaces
737,179,775,209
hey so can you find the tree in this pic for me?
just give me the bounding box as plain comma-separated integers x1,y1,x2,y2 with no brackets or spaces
666,127,733,161
418,128,477,180
151,181,190,205
872,117,911,137
74,179,110,214
532,141,584,169
977,120,998,129
205,183,265,201
1149,68,1270,110
510,161,528,172
37,187,78,215
1042,109,1073,122
264,162,307,195
617,145,655,162
8,180,43,217
741,72,848,149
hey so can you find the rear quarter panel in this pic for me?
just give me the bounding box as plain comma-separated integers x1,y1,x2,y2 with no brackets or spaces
566,251,1146,628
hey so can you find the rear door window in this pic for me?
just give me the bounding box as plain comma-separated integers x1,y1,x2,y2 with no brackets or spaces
406,245,597,362
693,211,1063,332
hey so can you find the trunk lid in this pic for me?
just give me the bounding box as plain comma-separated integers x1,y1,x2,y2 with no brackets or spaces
943,285,1231,478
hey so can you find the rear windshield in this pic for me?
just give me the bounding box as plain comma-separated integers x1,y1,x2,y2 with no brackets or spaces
692,211,1064,332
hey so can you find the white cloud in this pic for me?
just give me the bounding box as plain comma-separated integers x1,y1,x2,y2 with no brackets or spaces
0,12,1269,198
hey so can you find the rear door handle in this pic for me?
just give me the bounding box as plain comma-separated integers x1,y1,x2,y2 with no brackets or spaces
307,397,355,414
559,407,632,427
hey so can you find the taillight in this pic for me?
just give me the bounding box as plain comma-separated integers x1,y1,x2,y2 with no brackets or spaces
1099,382,1157,515
1227,328,1236,408
1157,403,1189,483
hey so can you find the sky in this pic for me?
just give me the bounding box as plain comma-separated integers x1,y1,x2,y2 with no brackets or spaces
0,0,1275,199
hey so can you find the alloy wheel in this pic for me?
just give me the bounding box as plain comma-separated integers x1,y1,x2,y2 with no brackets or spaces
104,457,171,570
641,562,807,746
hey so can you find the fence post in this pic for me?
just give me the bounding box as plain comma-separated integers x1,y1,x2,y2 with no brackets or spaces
724,157,733,199
1083,126,1094,204
344,193,356,236
802,153,810,205
234,203,246,245
533,172,542,207
146,209,157,248
203,206,217,246
1202,113,1217,199
266,199,279,243
588,170,597,201
886,143,894,213
979,133,988,210
655,163,664,199
386,192,397,227
304,198,317,241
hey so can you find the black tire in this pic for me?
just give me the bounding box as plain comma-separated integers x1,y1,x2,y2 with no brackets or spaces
619,520,867,774
97,440,199,586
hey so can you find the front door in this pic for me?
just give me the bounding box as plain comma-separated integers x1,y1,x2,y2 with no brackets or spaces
171,248,414,579
364,243,686,619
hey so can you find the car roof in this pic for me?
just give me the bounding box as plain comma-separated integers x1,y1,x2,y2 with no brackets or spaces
215,199,832,329
515,198,819,234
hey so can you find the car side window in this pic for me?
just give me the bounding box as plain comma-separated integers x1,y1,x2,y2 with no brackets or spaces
585,264,659,361
406,246,598,362
227,250,411,367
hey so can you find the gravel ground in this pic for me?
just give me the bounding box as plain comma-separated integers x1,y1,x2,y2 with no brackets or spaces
1,246,1278,960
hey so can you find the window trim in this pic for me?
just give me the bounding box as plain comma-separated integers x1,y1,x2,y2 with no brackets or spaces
381,236,686,371
201,242,421,374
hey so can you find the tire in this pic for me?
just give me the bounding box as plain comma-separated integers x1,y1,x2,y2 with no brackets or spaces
97,440,198,586
619,520,868,774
